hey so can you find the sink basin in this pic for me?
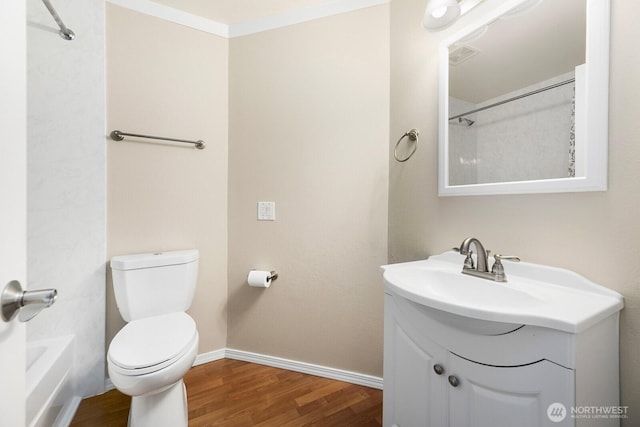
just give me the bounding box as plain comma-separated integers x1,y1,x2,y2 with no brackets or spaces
382,251,623,333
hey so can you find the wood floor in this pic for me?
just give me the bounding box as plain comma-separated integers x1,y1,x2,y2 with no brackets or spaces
70,359,383,426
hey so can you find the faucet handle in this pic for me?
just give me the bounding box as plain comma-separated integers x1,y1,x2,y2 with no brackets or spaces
494,254,520,262
453,247,475,269
463,250,474,269
491,254,519,282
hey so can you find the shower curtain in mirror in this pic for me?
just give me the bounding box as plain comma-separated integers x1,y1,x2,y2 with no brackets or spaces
568,87,576,177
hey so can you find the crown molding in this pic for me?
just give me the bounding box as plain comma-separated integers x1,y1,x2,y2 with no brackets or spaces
106,0,229,37
229,0,390,37
106,0,389,39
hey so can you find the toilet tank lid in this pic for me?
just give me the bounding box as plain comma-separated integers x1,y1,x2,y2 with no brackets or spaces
111,249,199,271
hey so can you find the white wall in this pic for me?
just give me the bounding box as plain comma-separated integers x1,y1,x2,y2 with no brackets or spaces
106,4,229,356
27,0,106,397
389,0,640,423
228,5,390,377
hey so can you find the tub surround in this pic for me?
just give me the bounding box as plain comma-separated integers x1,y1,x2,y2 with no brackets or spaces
27,0,106,400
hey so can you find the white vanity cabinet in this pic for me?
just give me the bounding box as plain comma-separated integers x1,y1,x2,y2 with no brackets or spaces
447,354,573,427
383,289,621,427
385,308,448,427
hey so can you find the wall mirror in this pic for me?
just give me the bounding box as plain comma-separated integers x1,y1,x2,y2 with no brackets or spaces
438,0,610,196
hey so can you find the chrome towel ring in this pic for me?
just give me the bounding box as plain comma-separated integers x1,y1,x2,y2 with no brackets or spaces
394,129,419,162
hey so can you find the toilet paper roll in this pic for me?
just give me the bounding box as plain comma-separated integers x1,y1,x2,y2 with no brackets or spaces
247,270,273,288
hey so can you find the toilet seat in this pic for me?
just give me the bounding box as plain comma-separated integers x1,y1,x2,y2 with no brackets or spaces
109,312,197,376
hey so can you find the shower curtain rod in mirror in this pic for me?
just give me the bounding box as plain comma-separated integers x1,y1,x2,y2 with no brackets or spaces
41,0,75,40
449,78,575,122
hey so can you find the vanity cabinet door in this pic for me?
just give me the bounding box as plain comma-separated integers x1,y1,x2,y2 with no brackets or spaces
447,354,575,427
384,295,448,427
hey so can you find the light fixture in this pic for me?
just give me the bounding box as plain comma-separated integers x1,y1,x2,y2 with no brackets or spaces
423,0,484,30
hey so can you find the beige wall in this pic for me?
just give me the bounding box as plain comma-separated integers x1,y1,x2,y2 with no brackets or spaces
389,0,640,421
106,4,229,354
228,5,390,376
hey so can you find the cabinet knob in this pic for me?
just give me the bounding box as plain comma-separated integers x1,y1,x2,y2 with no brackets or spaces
448,375,460,387
433,364,444,375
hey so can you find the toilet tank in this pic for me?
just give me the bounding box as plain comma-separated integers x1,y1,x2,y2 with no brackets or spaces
110,250,199,322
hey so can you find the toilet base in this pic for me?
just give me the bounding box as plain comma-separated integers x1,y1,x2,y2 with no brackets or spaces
128,379,188,427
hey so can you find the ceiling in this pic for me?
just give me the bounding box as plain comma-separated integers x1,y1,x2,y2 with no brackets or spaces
149,0,337,24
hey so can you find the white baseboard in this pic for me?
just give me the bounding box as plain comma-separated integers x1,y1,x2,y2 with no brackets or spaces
103,348,383,396
194,348,226,366
224,348,383,390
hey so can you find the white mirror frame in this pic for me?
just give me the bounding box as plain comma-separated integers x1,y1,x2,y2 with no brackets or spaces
438,0,609,196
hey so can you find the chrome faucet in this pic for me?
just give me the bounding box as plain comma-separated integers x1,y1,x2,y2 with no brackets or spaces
458,237,520,282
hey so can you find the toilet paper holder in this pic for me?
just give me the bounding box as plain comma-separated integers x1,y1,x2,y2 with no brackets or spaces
247,270,279,288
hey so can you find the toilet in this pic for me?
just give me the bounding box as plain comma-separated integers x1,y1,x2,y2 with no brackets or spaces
107,250,200,427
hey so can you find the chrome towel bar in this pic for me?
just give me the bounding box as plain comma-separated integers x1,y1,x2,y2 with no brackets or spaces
110,130,206,150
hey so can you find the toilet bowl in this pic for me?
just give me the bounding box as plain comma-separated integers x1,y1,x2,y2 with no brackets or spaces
108,250,200,427
108,313,198,426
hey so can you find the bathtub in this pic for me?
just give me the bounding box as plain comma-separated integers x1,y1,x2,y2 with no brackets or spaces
26,335,80,427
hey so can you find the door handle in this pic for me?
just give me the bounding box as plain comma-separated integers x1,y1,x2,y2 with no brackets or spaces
1,280,57,322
